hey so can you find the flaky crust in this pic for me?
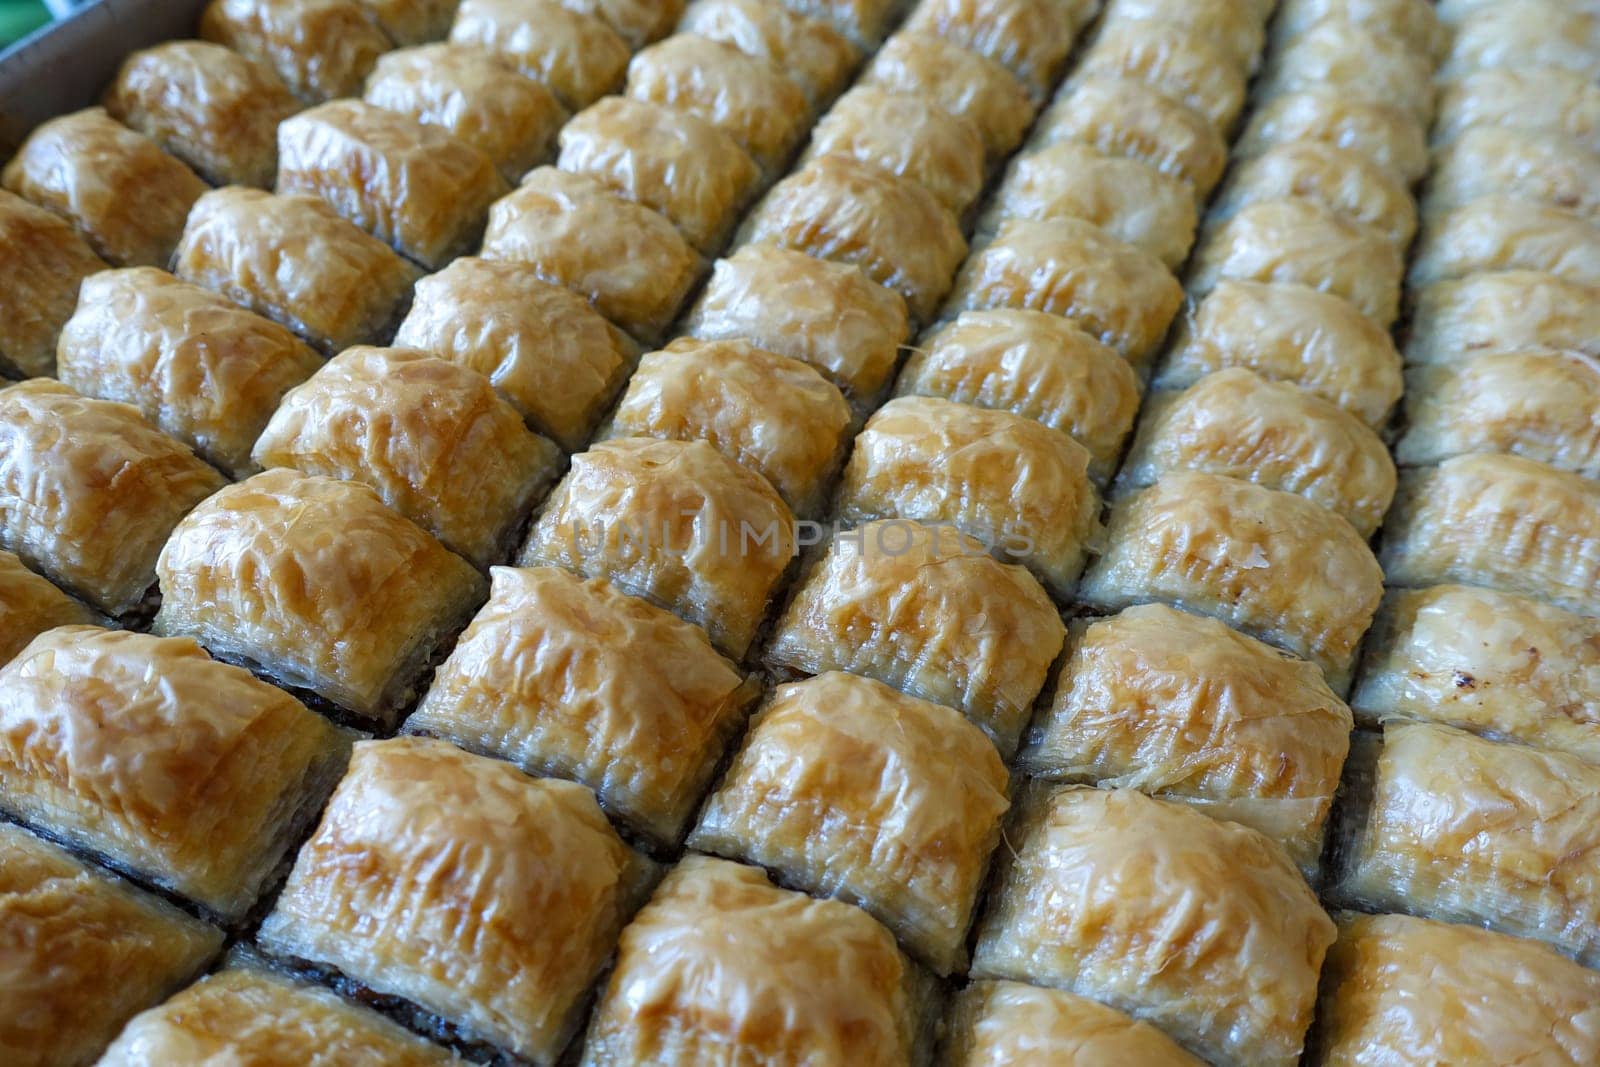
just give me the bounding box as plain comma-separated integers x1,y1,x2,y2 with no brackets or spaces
1427,126,1600,224
776,0,902,47
1035,75,1227,196
0,380,224,617
408,566,752,845
0,823,220,1067
259,738,645,1063
1408,196,1600,290
253,346,561,567
803,86,985,214
1,108,204,268
944,216,1183,363
1080,471,1383,690
172,187,422,356
481,167,702,343
520,438,795,659
57,267,323,478
767,519,1065,754
1406,270,1600,364
605,337,851,516
862,32,1033,159
0,626,345,919
1236,90,1428,184
944,980,1205,1066
1105,0,1267,68
1439,0,1600,80
682,0,858,109
691,672,1009,973
1214,140,1417,251
562,0,685,49
582,855,921,1066
903,0,1095,96
0,189,104,378
972,787,1334,1067
0,552,93,666
1076,20,1246,131
199,0,390,104
1272,0,1447,59
1434,67,1600,152
1257,18,1433,123
154,469,486,721
449,0,629,110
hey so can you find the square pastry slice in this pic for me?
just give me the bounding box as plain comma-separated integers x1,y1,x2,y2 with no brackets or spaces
57,267,323,479
393,258,634,450
862,31,1034,160
1352,585,1600,762
1075,20,1247,132
481,167,702,343
0,189,105,379
99,963,462,1067
1332,722,1600,966
258,737,652,1065
581,855,931,1065
1155,280,1403,429
1408,196,1600,291
199,0,391,104
690,671,1010,973
680,0,859,109
1235,89,1428,185
173,187,422,356
1434,67,1600,152
557,95,760,255
777,0,903,48
365,44,568,185
1211,140,1417,252
1315,912,1600,1066
903,0,1095,98
943,216,1183,365
972,786,1334,1067
945,980,1205,1066
0,380,225,618
896,309,1142,484
1118,368,1397,537
1257,19,1433,124
1426,126,1600,225
0,823,221,1067
1406,270,1600,364
1380,453,1600,616
449,0,629,111
982,141,1198,270
680,243,910,402
521,438,794,659
603,337,852,517
2,108,205,269
154,469,486,724
104,41,299,188
1079,471,1384,691
836,396,1102,599
0,626,348,921
408,566,756,847
1018,604,1353,874
767,519,1065,755
0,551,94,666
253,345,561,568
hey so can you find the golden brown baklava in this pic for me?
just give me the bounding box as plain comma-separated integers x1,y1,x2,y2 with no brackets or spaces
0,189,106,379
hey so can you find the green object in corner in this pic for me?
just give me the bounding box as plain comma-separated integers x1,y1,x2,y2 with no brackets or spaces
0,1,51,49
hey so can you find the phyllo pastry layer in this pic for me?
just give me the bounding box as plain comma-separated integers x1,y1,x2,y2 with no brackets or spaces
0,189,105,379
1426,126,1600,224
1434,66,1600,152
562,0,685,49
1257,18,1433,123
862,31,1033,160
681,0,858,109
0,551,93,666
1408,196,1600,290
1106,0,1269,69
903,0,1097,97
1439,0,1600,80
1075,20,1247,131
777,0,903,48
944,980,1204,1066
1405,270,1600,365
1235,89,1428,185
1272,0,1447,59
1034,75,1227,196
449,0,629,111
1212,140,1417,251
199,0,391,104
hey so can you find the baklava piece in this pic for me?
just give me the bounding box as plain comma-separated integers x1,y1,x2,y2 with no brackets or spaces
105,41,299,188
1333,722,1600,965
1019,605,1352,873
982,141,1197,270
521,438,794,659
777,0,902,48
1079,471,1383,690
1428,126,1600,224
680,0,858,110
408,566,754,846
561,0,684,49
1,108,205,269
253,346,560,568
626,34,811,173
943,216,1183,364
0,824,221,1067
0,189,104,379
393,257,635,450
692,672,1008,973
448,0,628,110
1104,0,1267,70
836,396,1102,598
1409,196,1600,290
1189,198,1403,326
767,519,1065,754
680,243,910,402
1439,0,1600,80
1235,90,1428,185
99,964,461,1066
1272,0,1447,59
582,855,929,1065
364,44,567,184
57,267,322,478
740,154,966,324
1380,453,1600,616
172,187,422,356
1405,270,1600,364
480,167,701,343
1034,75,1228,197
0,551,93,666
803,86,985,215
258,737,651,1064
0,626,347,921
1212,140,1417,251
1434,67,1600,152
199,0,392,104
1257,18,1434,124
604,337,851,516
903,0,1096,98
557,95,759,255
1120,369,1396,537
897,310,1141,483
0,380,224,617
1156,280,1403,428
1075,20,1247,132
972,786,1334,1067
154,469,485,723
945,980,1206,1066
1352,585,1600,761
862,31,1034,160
